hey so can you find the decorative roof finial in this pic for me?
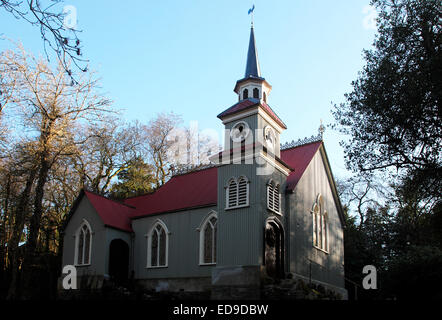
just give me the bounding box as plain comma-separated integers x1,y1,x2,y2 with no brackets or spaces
248,4,255,28
318,119,325,139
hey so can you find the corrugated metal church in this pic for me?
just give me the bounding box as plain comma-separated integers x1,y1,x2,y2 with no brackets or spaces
61,25,347,299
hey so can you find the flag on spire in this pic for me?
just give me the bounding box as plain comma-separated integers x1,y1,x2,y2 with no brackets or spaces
248,5,255,15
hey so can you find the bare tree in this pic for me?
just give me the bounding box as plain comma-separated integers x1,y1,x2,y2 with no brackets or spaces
337,174,389,228
0,44,111,299
1,0,87,77
73,118,143,194
142,112,182,188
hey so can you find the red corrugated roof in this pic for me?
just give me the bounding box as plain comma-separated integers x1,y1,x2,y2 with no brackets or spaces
125,166,218,219
217,98,287,129
217,99,257,118
79,142,320,231
280,141,322,191
260,101,287,129
84,191,135,232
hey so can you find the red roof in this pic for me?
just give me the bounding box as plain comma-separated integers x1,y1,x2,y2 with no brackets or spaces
84,191,135,232
281,141,322,191
217,98,287,129
78,142,321,231
125,166,218,218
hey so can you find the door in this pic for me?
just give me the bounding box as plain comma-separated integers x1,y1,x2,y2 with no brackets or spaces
264,220,284,278
108,239,129,284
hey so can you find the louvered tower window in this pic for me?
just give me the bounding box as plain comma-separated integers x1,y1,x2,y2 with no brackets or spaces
226,176,249,209
238,176,248,206
227,179,238,208
267,180,281,213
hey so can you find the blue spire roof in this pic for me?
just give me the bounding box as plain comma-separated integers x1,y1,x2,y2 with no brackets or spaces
244,26,261,78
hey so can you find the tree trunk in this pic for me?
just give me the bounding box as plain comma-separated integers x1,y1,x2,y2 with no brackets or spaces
6,169,37,300
20,154,51,299
0,174,11,264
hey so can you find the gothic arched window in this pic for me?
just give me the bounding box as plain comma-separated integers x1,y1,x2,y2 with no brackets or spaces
75,220,92,266
253,88,259,99
312,195,328,252
147,220,169,267
199,212,217,264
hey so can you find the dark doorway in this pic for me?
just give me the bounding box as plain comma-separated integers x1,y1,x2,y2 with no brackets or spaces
109,239,129,284
264,220,284,278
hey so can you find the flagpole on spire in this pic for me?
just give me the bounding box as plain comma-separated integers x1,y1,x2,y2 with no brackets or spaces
318,119,325,139
248,4,255,27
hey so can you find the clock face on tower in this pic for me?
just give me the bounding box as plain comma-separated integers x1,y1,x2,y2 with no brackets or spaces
230,121,250,142
264,126,275,151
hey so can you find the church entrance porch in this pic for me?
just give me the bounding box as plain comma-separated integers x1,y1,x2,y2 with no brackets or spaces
264,219,284,279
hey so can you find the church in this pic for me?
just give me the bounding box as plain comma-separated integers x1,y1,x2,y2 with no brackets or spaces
61,24,347,299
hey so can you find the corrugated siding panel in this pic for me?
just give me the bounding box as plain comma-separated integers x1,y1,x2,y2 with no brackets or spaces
288,150,345,288
63,197,107,276
132,206,217,279
217,163,261,266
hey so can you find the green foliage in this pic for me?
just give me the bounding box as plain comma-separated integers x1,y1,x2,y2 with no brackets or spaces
344,207,390,299
336,0,441,299
109,156,155,199
333,0,441,198
383,245,442,300
343,193,442,299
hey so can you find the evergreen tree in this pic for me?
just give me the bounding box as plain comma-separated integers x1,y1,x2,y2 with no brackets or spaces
333,0,441,200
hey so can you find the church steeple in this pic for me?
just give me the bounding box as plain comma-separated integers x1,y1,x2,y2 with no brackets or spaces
234,25,272,103
245,26,261,78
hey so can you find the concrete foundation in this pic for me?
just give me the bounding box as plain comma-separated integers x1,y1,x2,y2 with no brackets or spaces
211,265,261,300
136,276,212,293
290,272,348,300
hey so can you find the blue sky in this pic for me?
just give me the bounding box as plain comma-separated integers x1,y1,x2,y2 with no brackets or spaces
0,0,378,179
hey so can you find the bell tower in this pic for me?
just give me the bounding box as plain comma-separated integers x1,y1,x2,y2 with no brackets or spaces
210,23,292,300
216,24,287,159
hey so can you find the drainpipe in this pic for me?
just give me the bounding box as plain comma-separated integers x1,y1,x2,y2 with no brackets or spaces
284,189,291,276
130,232,135,277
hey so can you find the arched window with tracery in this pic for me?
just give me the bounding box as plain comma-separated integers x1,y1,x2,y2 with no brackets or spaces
199,212,217,264
147,220,169,267
75,220,92,266
312,195,328,252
